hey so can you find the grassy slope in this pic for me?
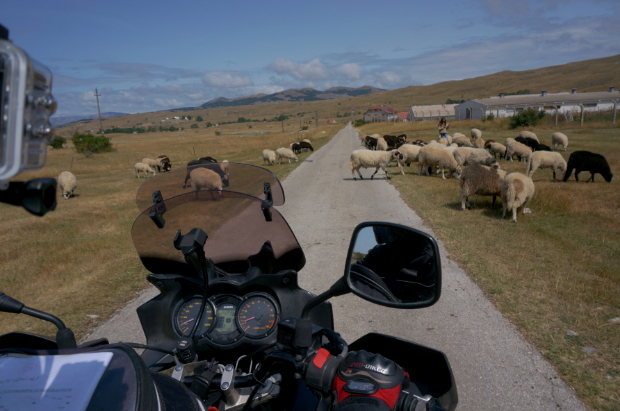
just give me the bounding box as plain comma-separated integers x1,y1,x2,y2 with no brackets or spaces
357,119,620,410
0,125,339,341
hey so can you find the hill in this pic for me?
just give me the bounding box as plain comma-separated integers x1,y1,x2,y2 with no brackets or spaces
54,54,620,136
198,86,385,108
50,112,128,127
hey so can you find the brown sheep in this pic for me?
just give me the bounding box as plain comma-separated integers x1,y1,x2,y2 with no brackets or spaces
189,167,223,200
460,164,507,210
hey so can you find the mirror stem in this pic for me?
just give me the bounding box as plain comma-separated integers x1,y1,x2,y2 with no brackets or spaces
301,277,349,320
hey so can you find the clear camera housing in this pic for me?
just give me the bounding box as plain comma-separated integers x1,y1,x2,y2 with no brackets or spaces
0,40,56,185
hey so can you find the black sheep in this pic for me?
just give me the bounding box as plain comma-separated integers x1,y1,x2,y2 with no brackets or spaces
299,141,314,152
292,143,302,154
533,143,551,152
364,136,378,150
515,136,529,146
523,137,539,149
563,151,613,183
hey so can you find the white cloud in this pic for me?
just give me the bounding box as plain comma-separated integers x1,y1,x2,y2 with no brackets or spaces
335,63,363,80
267,58,331,81
202,71,252,88
373,71,403,88
186,92,204,100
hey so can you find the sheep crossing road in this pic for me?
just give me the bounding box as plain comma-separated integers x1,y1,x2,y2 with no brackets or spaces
85,124,587,411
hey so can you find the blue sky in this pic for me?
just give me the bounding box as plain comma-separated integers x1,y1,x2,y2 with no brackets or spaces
3,0,619,116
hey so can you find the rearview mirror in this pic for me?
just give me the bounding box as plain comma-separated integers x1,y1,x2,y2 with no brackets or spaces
344,222,441,308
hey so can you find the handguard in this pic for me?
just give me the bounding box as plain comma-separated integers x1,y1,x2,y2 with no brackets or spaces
333,350,409,411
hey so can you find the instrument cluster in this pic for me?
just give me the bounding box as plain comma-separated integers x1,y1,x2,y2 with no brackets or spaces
174,292,279,345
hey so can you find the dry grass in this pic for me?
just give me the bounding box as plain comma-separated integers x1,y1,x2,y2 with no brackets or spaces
358,121,620,410
0,125,338,340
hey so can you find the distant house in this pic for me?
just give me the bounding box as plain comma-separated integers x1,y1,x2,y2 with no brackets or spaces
408,104,456,121
327,119,336,124
454,88,620,120
397,112,408,122
364,105,399,122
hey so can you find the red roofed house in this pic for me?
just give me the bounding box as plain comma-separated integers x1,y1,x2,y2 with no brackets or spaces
397,112,408,122
363,105,399,122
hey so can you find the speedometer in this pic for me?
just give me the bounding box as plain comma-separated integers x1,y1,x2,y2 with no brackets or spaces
237,294,278,338
175,298,214,337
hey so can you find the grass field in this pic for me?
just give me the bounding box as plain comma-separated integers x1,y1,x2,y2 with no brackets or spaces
0,123,339,341
357,119,620,410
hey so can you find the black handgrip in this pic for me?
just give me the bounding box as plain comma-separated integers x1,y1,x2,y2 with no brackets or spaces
0,293,25,314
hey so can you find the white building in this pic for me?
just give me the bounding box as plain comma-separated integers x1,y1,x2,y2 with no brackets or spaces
407,104,457,121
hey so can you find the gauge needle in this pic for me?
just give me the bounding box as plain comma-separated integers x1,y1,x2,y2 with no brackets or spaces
179,318,194,326
240,316,255,324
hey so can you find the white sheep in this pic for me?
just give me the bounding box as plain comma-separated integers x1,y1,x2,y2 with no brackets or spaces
452,147,498,168
135,162,155,178
376,138,388,151
449,143,458,148
473,137,485,149
526,151,567,180
487,142,507,159
460,164,507,210
142,158,158,172
471,128,482,139
452,132,466,139
501,173,535,223
453,136,474,148
438,137,448,146
428,140,443,147
417,146,462,179
58,171,77,199
276,147,298,164
350,149,403,180
519,131,539,142
189,167,223,199
505,138,532,162
397,144,421,175
445,135,453,145
262,149,276,166
551,132,568,151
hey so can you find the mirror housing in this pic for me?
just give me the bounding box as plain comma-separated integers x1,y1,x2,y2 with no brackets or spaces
344,222,441,309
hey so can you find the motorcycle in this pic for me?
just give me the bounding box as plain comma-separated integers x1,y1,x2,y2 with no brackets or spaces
0,163,457,411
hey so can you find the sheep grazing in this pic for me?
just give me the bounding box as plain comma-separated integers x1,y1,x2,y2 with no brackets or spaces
397,144,422,174
452,132,466,139
526,151,567,180
299,141,314,152
483,139,496,149
471,128,482,139
562,151,613,183
505,138,532,162
142,158,158,172
473,137,485,149
135,162,155,178
292,143,302,154
417,146,462,179
262,149,276,166
453,147,499,168
376,138,388,151
58,171,77,199
487,142,507,159
438,137,448,146
183,157,220,188
189,167,223,200
460,164,507,210
350,149,403,180
156,155,171,172
519,131,539,142
445,135,453,145
364,136,378,150
412,140,427,147
276,147,298,164
551,132,569,151
302,139,311,144
515,136,528,146
453,136,474,148
501,173,535,223
522,137,539,150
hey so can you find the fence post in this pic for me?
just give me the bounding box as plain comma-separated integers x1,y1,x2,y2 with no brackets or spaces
579,104,585,127
554,106,558,127
613,101,617,125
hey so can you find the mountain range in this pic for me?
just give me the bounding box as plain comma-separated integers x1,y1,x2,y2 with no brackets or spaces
50,112,128,127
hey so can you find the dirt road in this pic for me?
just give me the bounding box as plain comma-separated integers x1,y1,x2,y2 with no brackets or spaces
87,124,587,410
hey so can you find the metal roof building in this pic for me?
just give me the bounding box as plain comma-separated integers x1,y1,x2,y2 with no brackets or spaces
407,104,456,121
364,105,399,122
454,87,620,121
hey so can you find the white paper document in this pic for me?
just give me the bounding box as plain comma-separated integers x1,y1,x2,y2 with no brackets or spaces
0,352,113,411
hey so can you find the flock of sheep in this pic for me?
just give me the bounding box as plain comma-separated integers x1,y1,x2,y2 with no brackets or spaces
261,139,314,166
352,129,613,222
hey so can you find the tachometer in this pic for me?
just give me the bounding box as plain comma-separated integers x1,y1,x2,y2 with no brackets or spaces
175,298,214,337
237,294,278,338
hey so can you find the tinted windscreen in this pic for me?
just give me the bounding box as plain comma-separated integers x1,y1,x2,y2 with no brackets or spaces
132,191,304,275
136,163,285,211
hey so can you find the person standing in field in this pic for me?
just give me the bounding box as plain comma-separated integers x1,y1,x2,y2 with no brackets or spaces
438,117,449,139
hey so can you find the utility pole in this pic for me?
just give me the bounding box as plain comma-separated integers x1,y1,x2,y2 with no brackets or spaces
315,111,318,128
281,120,284,133
218,102,223,135
94,88,103,134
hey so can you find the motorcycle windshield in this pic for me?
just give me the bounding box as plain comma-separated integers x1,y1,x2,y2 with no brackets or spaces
132,191,305,275
135,163,285,211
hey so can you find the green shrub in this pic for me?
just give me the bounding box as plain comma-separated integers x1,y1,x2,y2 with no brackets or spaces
196,116,203,121
191,123,199,129
354,119,367,127
509,108,545,129
248,125,253,129
302,126,309,130
215,131,221,136
483,113,495,122
49,136,66,149
72,133,112,154
168,126,176,132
